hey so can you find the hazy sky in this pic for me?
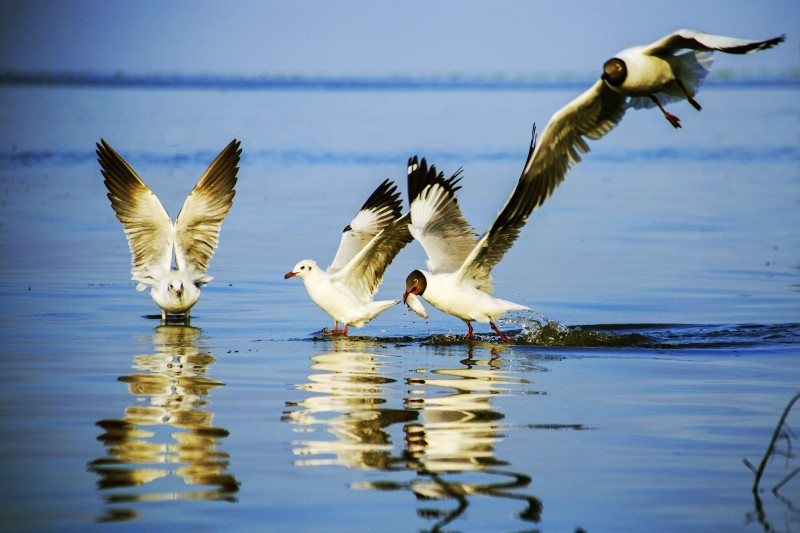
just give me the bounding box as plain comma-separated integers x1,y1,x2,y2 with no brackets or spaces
1,1,797,77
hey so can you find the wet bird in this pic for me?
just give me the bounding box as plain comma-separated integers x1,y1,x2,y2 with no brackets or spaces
99,139,240,324
285,179,412,335
600,29,784,128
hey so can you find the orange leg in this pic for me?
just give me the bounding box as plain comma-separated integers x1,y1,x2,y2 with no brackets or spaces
676,78,702,111
464,322,474,340
342,324,349,336
490,321,515,345
650,95,681,128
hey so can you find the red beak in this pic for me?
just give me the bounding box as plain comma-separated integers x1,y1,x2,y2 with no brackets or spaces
284,271,298,279
403,288,416,303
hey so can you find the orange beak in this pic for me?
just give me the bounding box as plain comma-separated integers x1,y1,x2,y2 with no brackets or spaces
284,271,298,279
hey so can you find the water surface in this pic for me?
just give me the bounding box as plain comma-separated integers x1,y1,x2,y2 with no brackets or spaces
0,79,798,531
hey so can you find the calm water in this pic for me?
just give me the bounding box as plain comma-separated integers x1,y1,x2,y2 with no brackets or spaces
1,79,799,532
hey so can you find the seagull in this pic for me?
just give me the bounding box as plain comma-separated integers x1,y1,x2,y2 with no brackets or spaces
285,179,413,335
601,29,785,128
401,51,632,343
99,139,240,324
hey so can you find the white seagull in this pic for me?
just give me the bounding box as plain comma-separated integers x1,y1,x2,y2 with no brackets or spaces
285,179,413,335
601,29,784,128
99,139,240,324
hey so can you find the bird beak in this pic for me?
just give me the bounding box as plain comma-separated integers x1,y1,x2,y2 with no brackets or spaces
176,289,182,297
284,271,297,279
402,289,413,303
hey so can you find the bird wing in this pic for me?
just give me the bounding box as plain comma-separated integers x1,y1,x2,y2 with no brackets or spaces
173,139,240,281
643,29,785,56
328,179,403,274
455,79,628,292
332,211,413,301
98,139,174,289
407,156,478,274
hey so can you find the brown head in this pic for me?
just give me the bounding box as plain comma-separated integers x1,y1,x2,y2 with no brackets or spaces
601,58,627,87
403,270,427,302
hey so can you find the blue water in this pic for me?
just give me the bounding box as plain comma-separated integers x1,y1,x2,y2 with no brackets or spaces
0,78,799,531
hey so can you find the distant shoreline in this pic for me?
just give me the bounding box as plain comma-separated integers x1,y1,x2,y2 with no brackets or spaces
2,70,798,91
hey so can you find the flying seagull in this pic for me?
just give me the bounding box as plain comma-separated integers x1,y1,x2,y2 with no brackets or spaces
285,179,412,335
601,29,785,128
99,139,240,324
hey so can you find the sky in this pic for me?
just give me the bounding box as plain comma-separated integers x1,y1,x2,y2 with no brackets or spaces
1,1,797,78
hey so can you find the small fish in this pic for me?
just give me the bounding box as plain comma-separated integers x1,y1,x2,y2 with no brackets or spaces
405,292,428,319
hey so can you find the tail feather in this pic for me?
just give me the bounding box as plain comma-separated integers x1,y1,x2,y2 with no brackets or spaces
350,299,400,328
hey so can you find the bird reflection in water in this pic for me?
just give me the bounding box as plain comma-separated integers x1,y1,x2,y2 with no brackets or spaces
89,325,239,522
283,341,542,530
283,341,417,469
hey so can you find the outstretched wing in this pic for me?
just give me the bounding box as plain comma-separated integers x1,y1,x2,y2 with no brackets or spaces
328,179,403,274
98,139,173,288
174,139,240,279
456,79,627,291
643,29,785,56
333,211,413,301
407,156,478,274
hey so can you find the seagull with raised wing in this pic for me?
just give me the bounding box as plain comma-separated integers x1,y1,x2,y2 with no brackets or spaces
601,29,784,128
99,139,240,324
402,57,631,343
285,179,413,335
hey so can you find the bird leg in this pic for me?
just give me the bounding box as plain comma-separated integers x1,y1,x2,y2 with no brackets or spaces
185,309,190,325
490,321,515,345
342,324,349,336
650,95,682,128
464,322,474,341
326,322,340,336
675,79,702,111
161,309,167,325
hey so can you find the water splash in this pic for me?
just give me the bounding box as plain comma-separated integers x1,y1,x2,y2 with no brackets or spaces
303,320,800,350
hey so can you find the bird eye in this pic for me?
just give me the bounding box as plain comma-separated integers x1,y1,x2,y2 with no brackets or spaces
300,266,305,270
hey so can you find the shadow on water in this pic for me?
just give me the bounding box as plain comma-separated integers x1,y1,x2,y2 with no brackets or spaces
88,325,239,523
281,340,587,531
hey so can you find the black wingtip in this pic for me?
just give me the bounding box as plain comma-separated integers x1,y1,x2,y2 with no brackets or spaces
359,177,402,219
407,156,464,205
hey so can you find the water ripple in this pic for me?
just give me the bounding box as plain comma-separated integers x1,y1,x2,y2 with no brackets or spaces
304,322,800,350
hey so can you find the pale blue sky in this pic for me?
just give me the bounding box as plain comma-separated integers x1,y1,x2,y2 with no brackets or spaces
1,1,796,77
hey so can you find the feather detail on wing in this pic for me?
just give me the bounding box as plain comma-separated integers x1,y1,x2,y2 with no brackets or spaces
174,139,240,281
333,212,413,301
407,156,477,274
644,29,785,56
328,179,403,274
456,80,627,291
98,139,174,289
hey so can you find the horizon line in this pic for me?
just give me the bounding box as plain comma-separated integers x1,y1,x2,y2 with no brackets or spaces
2,69,799,92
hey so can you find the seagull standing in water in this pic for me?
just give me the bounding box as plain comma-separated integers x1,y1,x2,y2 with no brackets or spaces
285,179,412,335
600,29,784,128
99,139,240,324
